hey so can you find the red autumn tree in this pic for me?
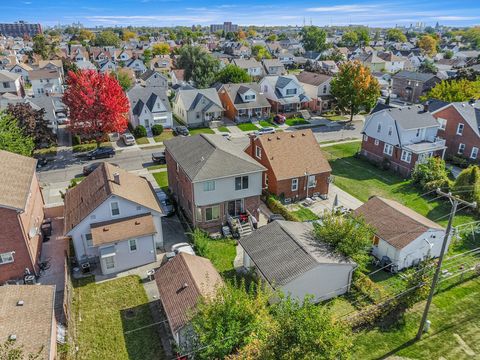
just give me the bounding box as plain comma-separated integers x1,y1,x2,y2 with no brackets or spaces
63,70,130,146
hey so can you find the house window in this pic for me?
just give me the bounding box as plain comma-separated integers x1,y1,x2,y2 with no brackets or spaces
308,175,316,188
438,118,447,130
235,176,249,190
85,233,93,248
388,126,393,136
374,139,379,146
323,85,327,94
457,123,464,135
110,202,120,216
245,94,255,100
203,181,215,192
265,174,268,186
129,239,137,252
383,143,393,156
205,205,220,221
363,135,368,142
372,235,380,246
471,147,479,160
0,252,14,264
286,88,297,95
2,81,9,88
400,150,412,163
291,178,299,191
176,163,179,173
458,143,465,154
104,256,115,269
195,207,202,222
255,146,262,159
377,123,381,133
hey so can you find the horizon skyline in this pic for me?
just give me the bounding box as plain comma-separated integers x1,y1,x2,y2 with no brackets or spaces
1,0,479,28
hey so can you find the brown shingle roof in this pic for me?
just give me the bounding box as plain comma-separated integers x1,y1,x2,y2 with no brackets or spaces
155,253,223,334
0,150,37,211
296,71,332,87
253,129,331,180
353,196,444,249
64,163,161,233
28,68,61,80
0,285,55,360
91,213,156,246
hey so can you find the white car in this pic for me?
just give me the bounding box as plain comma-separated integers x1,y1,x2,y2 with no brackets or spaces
255,127,276,135
121,133,136,146
171,242,195,256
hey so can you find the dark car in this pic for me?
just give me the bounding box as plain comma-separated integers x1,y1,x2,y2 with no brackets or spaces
173,126,189,136
83,162,119,176
268,214,285,223
86,147,115,160
151,151,166,164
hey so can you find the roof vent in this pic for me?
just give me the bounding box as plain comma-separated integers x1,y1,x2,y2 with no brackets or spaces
16,300,24,306
135,221,140,225
9,334,16,341
462,103,466,107
181,283,188,290
113,172,120,185
277,136,281,140
291,134,295,138
302,133,306,136
103,227,110,232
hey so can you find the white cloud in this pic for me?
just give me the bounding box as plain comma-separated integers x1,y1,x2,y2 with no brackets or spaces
306,4,378,12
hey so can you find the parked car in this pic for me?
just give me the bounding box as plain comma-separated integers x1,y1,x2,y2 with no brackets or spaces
173,126,189,136
151,151,166,164
268,214,285,223
121,133,136,146
255,127,276,136
273,114,286,124
86,147,115,160
83,162,119,176
171,242,195,256
155,189,175,216
57,113,68,125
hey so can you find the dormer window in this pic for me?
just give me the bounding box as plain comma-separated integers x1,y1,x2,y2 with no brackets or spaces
286,88,297,95
244,94,255,101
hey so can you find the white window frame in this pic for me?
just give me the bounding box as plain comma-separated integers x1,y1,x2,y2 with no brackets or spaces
458,143,465,155
205,205,220,222
84,233,93,248
291,178,299,191
400,150,412,163
438,118,447,130
110,201,120,216
235,176,249,191
128,239,137,252
374,139,379,146
203,181,215,192
307,175,316,188
0,252,14,265
457,123,464,135
383,143,393,156
471,147,479,160
255,146,262,159
104,256,115,270
363,134,368,142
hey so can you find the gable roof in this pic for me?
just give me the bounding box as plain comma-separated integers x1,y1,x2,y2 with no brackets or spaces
219,82,271,110
128,84,171,115
433,101,480,138
0,69,21,81
296,71,332,87
353,196,444,249
155,253,223,334
239,221,355,287
393,70,436,82
29,68,60,81
368,105,439,130
64,163,161,233
176,88,223,111
252,129,331,180
164,134,265,182
0,150,37,211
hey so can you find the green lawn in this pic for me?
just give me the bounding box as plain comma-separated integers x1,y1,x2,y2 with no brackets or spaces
291,207,320,221
34,146,57,157
324,115,349,121
285,117,309,126
322,142,477,227
72,142,111,153
237,122,259,131
147,164,167,171
154,131,174,143
72,276,164,360
192,231,237,275
217,126,230,133
189,127,215,135
135,137,150,145
153,171,168,191
352,277,480,359
259,120,278,128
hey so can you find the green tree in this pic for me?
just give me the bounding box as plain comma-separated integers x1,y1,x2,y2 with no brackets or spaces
122,30,136,41
216,64,251,84
151,43,170,55
355,27,371,46
251,44,272,61
411,156,452,191
419,59,438,74
313,212,374,271
463,27,480,49
444,50,454,59
32,34,48,59
142,49,152,65
452,166,480,213
0,111,35,156
423,78,480,102
266,34,277,42
300,26,328,52
77,29,95,42
386,28,407,42
94,31,120,47
176,45,220,88
115,70,133,91
417,35,438,56
330,61,380,122
341,31,358,47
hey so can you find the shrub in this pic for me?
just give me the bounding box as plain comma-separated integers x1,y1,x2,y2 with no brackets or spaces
151,124,163,136
266,195,300,222
133,125,147,138
452,165,480,213
447,154,470,168
411,156,452,191
72,134,81,146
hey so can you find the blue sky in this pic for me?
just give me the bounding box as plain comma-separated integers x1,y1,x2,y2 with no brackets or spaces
1,0,479,28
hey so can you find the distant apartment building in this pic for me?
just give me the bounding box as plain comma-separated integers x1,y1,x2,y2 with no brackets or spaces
210,22,238,33
0,21,42,37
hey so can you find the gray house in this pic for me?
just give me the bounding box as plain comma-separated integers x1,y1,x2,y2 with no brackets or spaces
172,88,224,128
239,220,356,302
128,84,173,129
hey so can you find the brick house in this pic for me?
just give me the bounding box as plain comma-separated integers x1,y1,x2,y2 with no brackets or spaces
164,134,265,233
391,71,441,103
361,106,447,177
0,150,45,283
245,130,331,202
430,100,480,161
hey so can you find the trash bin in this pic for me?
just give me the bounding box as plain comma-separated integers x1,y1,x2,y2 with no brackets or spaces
147,269,155,281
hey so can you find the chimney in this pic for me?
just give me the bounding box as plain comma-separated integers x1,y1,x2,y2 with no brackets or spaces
113,172,120,185
423,101,429,113
248,133,256,157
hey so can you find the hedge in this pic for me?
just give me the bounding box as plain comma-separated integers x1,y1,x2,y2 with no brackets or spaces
152,124,163,136
133,125,147,138
266,195,301,222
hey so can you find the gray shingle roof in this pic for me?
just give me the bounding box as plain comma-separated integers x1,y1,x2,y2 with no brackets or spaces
164,134,265,182
382,105,439,130
176,88,223,111
219,82,271,110
127,84,171,115
393,70,436,82
239,221,355,287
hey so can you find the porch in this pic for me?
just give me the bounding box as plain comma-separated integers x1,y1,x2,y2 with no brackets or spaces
235,107,271,123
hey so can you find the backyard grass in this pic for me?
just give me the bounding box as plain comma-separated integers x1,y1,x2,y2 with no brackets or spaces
237,122,259,131
154,131,174,143
72,142,111,153
291,206,320,221
285,117,309,126
135,137,150,145
321,142,477,227
217,126,230,133
192,230,237,275
153,171,168,191
259,120,278,128
147,164,167,171
189,127,215,135
72,275,164,360
352,277,480,359
324,115,349,121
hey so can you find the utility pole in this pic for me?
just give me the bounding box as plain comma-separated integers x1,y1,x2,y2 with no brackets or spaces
416,188,476,340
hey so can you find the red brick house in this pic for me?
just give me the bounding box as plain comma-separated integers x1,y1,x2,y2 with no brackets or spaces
0,150,45,283
431,100,480,161
245,129,331,202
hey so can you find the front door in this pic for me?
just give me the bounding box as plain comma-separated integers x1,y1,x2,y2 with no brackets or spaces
144,119,150,129
102,255,116,274
227,199,244,217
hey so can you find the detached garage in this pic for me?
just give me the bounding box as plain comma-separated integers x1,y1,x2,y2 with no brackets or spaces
239,220,356,302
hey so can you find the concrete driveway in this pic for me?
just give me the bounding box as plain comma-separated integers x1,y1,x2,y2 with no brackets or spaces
161,215,189,252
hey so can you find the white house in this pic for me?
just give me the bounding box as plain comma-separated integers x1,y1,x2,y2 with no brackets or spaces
8,63,33,82
29,68,63,97
64,163,164,275
0,70,24,97
128,84,173,130
239,220,357,302
296,71,333,112
259,75,310,113
231,58,263,78
125,58,147,75
354,196,447,271
172,88,223,127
